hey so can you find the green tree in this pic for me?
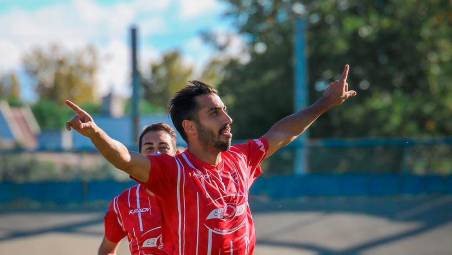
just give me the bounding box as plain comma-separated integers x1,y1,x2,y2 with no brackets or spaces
143,50,193,110
31,99,100,130
23,45,98,105
215,0,451,138
31,99,71,130
0,73,22,106
199,57,227,87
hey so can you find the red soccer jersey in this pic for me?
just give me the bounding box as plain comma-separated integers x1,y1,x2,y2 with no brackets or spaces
143,138,268,255
104,184,167,255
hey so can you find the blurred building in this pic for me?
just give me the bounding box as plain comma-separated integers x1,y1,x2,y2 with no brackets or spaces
0,97,185,151
101,91,127,118
0,101,40,149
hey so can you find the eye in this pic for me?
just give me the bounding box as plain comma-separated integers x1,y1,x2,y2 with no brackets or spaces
145,147,155,154
158,145,170,154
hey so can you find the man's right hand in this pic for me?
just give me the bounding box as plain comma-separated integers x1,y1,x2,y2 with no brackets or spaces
65,99,151,183
65,99,98,138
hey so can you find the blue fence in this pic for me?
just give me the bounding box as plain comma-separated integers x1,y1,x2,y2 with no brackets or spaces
1,175,451,206
253,174,452,198
1,137,451,206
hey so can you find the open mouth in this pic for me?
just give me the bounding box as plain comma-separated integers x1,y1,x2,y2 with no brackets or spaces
219,125,232,138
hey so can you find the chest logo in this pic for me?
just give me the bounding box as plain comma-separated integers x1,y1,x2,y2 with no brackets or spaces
129,208,150,215
207,203,246,220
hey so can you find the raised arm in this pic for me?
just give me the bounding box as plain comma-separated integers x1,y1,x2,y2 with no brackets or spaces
65,100,150,182
263,65,357,158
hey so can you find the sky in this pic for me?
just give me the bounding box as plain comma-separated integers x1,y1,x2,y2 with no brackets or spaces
0,0,247,102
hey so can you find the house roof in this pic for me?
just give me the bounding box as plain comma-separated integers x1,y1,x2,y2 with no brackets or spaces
0,101,40,149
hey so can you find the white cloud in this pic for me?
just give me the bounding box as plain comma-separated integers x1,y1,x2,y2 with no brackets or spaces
74,0,107,24
133,0,172,12
140,17,167,37
0,0,230,102
179,0,221,20
0,40,21,72
0,0,172,100
182,36,212,74
97,40,129,96
209,30,250,64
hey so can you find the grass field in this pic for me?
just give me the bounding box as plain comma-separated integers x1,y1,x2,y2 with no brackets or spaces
1,196,451,255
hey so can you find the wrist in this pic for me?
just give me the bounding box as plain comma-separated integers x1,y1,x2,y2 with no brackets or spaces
314,96,335,113
88,123,102,139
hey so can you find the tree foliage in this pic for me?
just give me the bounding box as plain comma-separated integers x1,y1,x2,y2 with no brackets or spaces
31,99,101,130
0,72,22,105
215,0,451,139
143,50,193,110
23,45,98,105
143,51,227,111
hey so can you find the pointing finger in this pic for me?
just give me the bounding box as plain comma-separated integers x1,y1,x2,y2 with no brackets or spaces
65,100,86,115
341,64,349,83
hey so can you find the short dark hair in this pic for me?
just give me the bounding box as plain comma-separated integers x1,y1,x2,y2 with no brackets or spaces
138,122,177,152
169,80,217,142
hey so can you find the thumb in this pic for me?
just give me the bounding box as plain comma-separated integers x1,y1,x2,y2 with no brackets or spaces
346,90,357,98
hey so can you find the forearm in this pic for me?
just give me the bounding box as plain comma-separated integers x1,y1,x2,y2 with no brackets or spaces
98,248,116,255
263,64,356,158
89,125,134,173
98,237,118,255
89,126,150,181
264,97,332,157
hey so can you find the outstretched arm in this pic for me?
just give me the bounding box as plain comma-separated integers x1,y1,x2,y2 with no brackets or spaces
65,100,150,182
263,65,357,158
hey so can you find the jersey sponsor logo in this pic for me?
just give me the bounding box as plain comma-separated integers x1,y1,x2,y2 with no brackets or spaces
204,194,248,234
207,203,246,220
129,208,150,215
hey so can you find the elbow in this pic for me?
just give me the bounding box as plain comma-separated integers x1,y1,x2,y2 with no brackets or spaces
111,159,134,174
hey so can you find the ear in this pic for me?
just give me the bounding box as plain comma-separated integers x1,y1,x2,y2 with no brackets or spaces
182,119,197,138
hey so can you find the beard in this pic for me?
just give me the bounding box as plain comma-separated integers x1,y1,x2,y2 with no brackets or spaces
195,121,231,151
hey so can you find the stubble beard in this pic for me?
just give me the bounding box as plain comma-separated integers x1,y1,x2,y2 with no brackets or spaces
196,121,231,152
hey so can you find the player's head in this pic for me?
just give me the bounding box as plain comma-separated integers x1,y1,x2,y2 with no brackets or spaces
138,123,177,156
170,80,233,151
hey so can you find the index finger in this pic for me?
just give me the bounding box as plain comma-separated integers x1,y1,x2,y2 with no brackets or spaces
65,100,85,115
341,64,349,82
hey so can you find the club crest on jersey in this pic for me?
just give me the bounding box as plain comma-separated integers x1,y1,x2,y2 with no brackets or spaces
129,208,150,215
142,234,162,249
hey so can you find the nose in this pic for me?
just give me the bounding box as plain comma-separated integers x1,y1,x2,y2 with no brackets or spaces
222,109,233,125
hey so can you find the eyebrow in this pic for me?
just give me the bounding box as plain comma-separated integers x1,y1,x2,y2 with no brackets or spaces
208,106,226,113
143,141,169,145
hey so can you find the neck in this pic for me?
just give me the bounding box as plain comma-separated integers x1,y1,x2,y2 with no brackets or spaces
188,143,222,165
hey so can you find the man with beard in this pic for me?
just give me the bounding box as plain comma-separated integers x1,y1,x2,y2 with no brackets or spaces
98,123,177,255
66,64,356,254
